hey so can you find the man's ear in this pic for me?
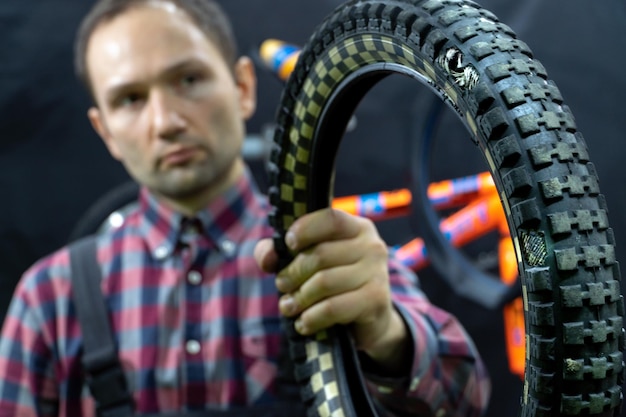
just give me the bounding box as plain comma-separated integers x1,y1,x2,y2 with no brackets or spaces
88,107,122,161
234,56,257,121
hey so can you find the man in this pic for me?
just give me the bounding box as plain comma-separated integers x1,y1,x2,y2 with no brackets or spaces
0,0,491,415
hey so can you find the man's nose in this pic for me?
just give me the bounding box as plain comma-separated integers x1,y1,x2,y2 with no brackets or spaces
148,90,187,139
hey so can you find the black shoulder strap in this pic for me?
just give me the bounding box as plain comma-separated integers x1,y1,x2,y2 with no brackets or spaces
69,236,304,417
69,236,135,417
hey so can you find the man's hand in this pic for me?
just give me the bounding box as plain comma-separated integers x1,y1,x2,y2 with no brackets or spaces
255,208,411,373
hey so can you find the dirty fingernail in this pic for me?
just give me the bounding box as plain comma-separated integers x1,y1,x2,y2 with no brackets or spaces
279,295,296,315
294,318,306,335
285,231,296,250
275,276,288,292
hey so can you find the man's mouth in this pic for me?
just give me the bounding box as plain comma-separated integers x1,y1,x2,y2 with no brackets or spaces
161,146,201,167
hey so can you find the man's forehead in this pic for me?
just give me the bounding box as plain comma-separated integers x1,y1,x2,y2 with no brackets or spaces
87,12,227,95
86,4,213,81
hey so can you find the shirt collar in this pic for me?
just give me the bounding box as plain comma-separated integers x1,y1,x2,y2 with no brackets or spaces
137,166,267,260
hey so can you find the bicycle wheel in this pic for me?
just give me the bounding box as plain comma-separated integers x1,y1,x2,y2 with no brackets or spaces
267,0,625,416
67,180,140,242
410,94,522,311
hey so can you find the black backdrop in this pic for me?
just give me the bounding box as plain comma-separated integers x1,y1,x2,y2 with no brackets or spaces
1,1,625,416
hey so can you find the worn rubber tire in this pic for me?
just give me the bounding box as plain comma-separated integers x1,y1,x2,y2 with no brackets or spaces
267,0,626,416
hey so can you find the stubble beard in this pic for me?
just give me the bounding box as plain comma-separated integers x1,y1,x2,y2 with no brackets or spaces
151,150,239,201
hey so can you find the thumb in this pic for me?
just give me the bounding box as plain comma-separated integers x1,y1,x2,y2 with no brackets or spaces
253,238,279,273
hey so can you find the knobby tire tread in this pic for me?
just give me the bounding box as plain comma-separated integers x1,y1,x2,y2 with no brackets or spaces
267,1,625,416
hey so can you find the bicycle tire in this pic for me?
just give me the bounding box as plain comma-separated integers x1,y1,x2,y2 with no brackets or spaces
267,0,626,416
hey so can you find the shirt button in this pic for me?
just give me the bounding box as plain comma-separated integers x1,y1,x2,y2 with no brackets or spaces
186,339,201,355
154,245,169,260
187,270,202,285
107,211,126,229
220,239,236,257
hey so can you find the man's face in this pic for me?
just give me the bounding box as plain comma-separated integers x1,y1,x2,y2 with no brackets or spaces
86,2,256,204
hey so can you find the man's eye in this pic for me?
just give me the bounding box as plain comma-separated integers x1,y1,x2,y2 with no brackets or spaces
180,73,201,87
119,93,142,106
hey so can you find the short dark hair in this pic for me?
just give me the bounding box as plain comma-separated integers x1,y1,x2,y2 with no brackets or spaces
74,0,238,99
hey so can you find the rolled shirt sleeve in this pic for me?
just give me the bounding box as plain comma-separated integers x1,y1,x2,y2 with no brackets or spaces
363,257,491,417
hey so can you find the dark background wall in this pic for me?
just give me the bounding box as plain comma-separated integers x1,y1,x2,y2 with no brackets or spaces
1,1,625,416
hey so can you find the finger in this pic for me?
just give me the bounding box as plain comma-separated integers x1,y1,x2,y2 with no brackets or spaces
286,208,370,252
253,238,279,273
275,239,363,293
278,263,370,317
293,284,384,335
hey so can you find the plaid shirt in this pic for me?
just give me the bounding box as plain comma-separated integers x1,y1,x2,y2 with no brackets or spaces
0,168,490,416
